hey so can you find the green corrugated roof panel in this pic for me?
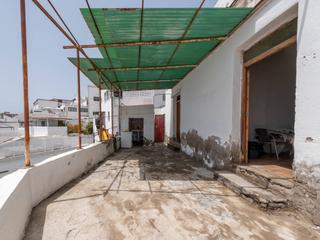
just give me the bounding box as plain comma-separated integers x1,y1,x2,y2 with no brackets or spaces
68,57,185,88
140,45,177,67
70,8,252,90
68,58,108,88
186,8,252,38
169,40,220,65
102,68,193,81
82,8,142,44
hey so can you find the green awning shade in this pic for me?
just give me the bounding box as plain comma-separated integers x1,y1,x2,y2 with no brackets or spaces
69,7,252,90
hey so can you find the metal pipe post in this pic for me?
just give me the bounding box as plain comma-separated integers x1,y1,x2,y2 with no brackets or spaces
99,78,102,141
20,0,31,167
111,87,114,137
76,48,82,149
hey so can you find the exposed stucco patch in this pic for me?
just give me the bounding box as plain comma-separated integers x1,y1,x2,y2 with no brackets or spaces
293,162,320,189
293,161,320,225
181,129,240,169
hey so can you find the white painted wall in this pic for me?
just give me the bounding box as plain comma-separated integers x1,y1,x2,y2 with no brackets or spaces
17,127,67,137
121,90,154,106
172,0,298,160
232,0,262,7
0,128,17,136
249,45,296,140
0,142,115,240
121,105,155,141
294,0,320,185
154,89,172,140
87,85,100,118
33,99,59,111
101,91,120,135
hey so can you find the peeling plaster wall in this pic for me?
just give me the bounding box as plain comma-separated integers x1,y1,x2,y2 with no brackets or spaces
181,130,240,169
293,0,320,225
172,0,298,168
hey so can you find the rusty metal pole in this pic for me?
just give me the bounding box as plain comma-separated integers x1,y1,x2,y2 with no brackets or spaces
118,92,121,135
20,0,31,167
111,87,114,138
76,48,82,149
99,78,102,141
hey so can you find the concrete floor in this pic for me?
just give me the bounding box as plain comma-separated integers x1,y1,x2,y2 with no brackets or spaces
24,146,320,240
248,158,294,179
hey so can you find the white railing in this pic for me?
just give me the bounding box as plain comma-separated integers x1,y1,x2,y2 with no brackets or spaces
19,127,67,137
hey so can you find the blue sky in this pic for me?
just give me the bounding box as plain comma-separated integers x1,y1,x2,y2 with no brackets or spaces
0,0,219,113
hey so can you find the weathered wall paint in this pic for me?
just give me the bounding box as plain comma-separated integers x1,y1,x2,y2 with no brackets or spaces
293,0,320,225
181,129,240,169
172,0,298,166
172,0,320,225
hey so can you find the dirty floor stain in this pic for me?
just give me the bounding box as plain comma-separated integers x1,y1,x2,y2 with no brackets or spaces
24,145,320,240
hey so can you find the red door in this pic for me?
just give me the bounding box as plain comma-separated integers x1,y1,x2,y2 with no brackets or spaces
155,115,165,142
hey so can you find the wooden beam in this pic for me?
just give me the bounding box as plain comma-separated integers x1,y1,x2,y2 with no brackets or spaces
90,64,196,72
241,67,250,164
244,35,297,67
63,36,226,49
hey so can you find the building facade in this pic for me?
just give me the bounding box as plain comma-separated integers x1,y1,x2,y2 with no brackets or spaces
31,98,89,126
168,0,320,225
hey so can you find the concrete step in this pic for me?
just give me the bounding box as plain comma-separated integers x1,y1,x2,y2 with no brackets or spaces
215,171,290,209
235,165,293,198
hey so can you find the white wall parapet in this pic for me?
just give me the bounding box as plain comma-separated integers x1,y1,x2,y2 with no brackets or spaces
0,141,116,240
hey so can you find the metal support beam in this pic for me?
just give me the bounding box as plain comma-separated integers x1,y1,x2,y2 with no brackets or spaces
85,0,119,83
31,0,119,90
76,48,82,149
63,36,226,49
136,0,145,89
90,64,196,72
99,78,102,141
47,0,79,45
120,86,176,91
157,0,206,82
111,87,114,137
116,79,180,84
118,93,121,135
20,0,31,167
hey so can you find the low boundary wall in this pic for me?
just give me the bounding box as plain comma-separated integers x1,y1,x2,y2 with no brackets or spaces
0,140,117,240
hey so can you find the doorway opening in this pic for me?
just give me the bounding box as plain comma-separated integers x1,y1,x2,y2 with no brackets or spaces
129,118,144,145
241,20,297,173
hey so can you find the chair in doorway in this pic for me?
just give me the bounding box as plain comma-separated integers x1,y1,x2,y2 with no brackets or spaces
255,128,283,160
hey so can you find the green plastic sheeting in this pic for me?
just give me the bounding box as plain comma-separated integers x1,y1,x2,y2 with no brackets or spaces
69,7,252,90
